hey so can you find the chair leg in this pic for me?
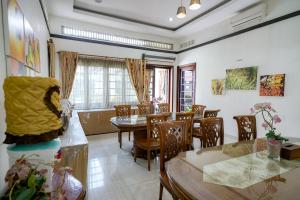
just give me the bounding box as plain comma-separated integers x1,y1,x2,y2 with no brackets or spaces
128,131,131,141
200,138,203,148
134,146,137,162
147,150,151,171
159,183,163,200
118,131,122,148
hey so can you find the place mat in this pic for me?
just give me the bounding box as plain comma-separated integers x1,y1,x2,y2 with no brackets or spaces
202,150,300,189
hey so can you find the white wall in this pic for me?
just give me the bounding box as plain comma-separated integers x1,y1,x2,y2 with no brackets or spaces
0,0,50,192
178,16,300,138
0,1,8,193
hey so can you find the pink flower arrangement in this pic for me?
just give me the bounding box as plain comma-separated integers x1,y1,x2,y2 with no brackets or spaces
250,103,287,141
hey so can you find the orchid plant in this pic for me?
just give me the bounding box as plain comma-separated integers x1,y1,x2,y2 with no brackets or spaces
250,103,288,141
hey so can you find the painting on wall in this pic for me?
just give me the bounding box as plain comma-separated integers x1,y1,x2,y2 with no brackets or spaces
24,18,35,69
212,79,225,95
260,74,285,96
7,58,25,76
226,67,258,90
7,0,25,63
34,38,41,72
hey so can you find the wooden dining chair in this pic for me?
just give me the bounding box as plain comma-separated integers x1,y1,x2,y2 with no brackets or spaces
134,114,168,171
233,115,257,142
200,117,224,148
158,121,188,200
137,104,152,115
192,104,206,116
158,103,170,113
114,105,131,148
203,109,220,118
176,112,195,150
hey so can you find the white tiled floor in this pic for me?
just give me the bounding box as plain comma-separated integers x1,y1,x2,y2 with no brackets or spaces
86,132,237,200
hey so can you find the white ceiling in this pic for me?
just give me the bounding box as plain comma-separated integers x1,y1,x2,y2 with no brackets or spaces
44,0,261,38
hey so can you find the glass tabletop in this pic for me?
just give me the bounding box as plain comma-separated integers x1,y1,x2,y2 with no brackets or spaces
167,138,300,200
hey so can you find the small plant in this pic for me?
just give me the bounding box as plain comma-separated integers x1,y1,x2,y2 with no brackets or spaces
250,102,288,141
1,155,49,200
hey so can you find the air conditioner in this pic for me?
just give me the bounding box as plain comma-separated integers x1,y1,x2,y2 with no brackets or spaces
231,3,266,31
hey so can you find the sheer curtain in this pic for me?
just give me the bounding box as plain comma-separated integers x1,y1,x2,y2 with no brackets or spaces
69,57,137,110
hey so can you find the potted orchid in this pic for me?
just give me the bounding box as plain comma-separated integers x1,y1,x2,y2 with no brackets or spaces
250,103,288,159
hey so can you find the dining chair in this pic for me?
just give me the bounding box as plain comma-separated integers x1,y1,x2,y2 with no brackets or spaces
200,117,224,148
233,115,257,142
176,112,195,150
158,103,170,113
192,104,206,116
203,109,220,118
134,114,168,171
158,121,188,200
193,109,220,148
114,105,131,148
137,104,152,115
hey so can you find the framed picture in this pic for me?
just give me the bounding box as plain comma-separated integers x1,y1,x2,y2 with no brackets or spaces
212,79,225,95
260,74,285,96
24,17,35,69
226,66,258,90
7,57,25,76
7,0,25,63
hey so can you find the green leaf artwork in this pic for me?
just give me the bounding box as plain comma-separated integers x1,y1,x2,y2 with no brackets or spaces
226,67,258,90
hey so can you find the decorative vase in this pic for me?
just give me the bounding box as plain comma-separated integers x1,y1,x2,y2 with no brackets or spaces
267,139,282,160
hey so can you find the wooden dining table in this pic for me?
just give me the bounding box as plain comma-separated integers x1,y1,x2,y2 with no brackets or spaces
166,137,300,200
110,113,203,158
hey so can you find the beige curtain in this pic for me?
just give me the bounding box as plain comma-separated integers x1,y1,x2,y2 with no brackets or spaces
47,39,56,78
144,69,152,102
125,58,147,103
59,51,78,99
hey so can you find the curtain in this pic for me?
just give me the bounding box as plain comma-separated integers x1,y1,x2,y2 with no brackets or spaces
125,58,147,103
47,39,56,78
59,51,78,99
144,69,152,102
69,57,137,110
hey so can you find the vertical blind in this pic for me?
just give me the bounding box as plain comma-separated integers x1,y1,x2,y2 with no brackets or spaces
69,57,137,109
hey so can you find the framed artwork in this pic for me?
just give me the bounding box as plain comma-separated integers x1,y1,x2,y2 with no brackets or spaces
34,38,41,72
226,66,258,90
212,79,225,95
260,74,285,96
24,17,35,69
7,0,25,63
7,57,25,76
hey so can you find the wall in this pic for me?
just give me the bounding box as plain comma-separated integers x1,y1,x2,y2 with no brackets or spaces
0,1,8,193
177,16,300,138
0,0,50,192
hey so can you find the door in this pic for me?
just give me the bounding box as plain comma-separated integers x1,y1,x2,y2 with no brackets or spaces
177,63,196,112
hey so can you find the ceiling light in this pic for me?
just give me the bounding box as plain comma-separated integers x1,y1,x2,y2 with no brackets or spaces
176,0,186,19
189,0,201,10
169,17,173,22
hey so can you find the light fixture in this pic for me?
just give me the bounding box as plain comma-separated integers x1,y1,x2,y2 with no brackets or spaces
189,0,201,10
176,0,186,19
169,17,173,22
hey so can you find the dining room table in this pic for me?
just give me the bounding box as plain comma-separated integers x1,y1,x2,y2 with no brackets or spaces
166,137,300,200
110,113,203,158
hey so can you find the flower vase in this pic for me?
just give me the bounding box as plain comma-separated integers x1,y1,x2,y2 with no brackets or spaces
267,139,282,160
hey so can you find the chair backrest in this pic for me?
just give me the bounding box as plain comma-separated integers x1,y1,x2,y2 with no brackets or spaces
192,105,206,116
200,117,224,148
158,121,187,172
157,103,170,113
137,104,151,115
114,105,131,116
146,114,169,144
204,109,220,118
176,112,194,149
233,115,257,142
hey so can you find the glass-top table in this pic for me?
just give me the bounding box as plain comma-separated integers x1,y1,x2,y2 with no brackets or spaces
166,138,300,200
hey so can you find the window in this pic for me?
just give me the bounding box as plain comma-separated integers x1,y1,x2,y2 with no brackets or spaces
69,58,137,109
147,65,172,105
61,26,173,50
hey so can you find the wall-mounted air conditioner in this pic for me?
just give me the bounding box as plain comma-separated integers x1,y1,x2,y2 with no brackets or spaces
231,2,267,31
